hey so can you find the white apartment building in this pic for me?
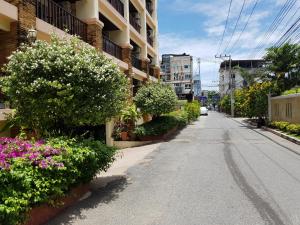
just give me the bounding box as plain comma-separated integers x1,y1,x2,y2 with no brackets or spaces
160,53,194,99
219,59,265,97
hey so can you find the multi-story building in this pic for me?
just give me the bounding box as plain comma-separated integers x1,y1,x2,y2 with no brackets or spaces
219,59,264,97
160,53,193,99
0,0,160,95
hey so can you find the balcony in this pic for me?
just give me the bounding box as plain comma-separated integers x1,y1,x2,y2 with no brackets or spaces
107,0,124,17
146,1,153,15
147,36,153,46
132,55,142,71
103,36,122,60
36,0,87,41
129,14,141,33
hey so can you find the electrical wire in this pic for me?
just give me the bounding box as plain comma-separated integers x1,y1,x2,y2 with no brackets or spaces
250,0,297,58
223,0,247,54
227,0,260,53
216,0,233,55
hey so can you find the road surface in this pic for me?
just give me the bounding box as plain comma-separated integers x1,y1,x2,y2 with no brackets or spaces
47,112,300,225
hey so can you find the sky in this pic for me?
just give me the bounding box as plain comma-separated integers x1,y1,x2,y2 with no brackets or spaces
157,0,300,90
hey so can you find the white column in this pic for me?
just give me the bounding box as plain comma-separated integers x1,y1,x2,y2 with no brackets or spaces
106,120,114,147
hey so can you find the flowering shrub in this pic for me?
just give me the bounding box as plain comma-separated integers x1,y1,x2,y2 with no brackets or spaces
0,137,116,225
135,83,178,118
0,137,64,170
1,35,128,136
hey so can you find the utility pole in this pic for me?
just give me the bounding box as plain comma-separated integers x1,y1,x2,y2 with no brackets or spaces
215,54,235,117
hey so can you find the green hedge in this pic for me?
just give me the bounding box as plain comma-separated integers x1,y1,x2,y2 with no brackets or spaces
134,114,187,138
184,101,200,121
271,121,300,135
0,137,116,225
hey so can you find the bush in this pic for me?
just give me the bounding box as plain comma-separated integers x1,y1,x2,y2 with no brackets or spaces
1,35,128,136
271,121,290,131
0,137,116,225
184,101,200,121
134,83,178,118
168,110,189,126
286,124,300,135
282,87,300,96
134,115,184,137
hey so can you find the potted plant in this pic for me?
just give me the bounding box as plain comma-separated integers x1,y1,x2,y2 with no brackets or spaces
120,104,141,141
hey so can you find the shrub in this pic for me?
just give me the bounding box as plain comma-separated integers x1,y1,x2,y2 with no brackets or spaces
134,83,178,118
168,110,189,126
271,121,290,131
0,137,116,225
134,115,183,137
282,87,300,96
286,124,300,135
1,35,128,136
184,100,200,121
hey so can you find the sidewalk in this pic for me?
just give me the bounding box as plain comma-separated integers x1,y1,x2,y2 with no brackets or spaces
233,117,300,155
89,143,162,192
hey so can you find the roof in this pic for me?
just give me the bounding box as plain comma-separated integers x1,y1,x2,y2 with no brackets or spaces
220,59,265,69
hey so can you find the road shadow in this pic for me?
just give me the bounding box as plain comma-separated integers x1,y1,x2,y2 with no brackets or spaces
46,175,129,225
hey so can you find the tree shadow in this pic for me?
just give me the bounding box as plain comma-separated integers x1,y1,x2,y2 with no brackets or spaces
46,175,129,225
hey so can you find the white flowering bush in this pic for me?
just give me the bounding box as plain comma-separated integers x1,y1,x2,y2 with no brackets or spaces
1,35,129,135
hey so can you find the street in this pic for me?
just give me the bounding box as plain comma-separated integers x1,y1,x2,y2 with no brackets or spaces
48,112,300,225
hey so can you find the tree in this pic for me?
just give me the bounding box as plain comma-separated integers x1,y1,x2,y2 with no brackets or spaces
264,43,300,93
134,83,178,118
1,35,129,135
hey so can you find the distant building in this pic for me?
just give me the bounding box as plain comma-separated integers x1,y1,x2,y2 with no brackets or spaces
160,53,193,99
219,59,265,97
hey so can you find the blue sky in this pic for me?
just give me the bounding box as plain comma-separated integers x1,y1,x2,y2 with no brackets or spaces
157,0,299,90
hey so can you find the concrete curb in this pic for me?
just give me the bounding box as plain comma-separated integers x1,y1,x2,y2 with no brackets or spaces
243,119,300,146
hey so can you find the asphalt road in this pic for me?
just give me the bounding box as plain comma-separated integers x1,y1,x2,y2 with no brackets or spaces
47,112,300,225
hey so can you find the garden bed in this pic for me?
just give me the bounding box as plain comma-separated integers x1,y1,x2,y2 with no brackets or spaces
24,184,89,225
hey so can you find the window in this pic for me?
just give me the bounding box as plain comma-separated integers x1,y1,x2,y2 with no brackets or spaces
286,103,292,118
185,84,191,89
174,73,179,80
185,74,191,80
184,65,189,69
174,83,180,87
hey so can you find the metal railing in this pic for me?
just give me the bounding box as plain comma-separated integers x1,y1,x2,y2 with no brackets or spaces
146,1,153,15
107,0,124,17
147,36,153,46
36,0,87,41
129,14,141,33
103,36,122,60
132,55,142,71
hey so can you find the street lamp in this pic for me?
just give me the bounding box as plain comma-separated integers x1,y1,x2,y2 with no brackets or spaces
27,28,37,44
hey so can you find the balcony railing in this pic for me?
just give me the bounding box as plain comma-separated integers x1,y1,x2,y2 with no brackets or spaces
36,0,87,41
132,55,142,71
129,14,141,33
103,36,122,60
147,36,153,46
107,0,124,17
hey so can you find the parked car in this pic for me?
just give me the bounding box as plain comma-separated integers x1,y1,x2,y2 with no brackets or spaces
200,107,208,116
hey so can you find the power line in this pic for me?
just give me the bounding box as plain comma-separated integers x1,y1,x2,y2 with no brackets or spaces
254,0,297,57
216,0,233,55
275,15,300,46
223,0,247,54
250,0,297,58
227,0,260,53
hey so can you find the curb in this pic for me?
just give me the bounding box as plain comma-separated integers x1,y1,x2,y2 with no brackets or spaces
243,119,300,146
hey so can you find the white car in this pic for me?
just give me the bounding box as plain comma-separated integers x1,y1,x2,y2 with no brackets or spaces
200,107,208,116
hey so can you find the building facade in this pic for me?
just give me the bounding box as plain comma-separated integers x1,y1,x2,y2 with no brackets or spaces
219,59,264,97
160,53,193,100
0,0,160,95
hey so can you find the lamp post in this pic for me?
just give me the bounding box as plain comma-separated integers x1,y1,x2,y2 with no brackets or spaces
27,28,37,44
